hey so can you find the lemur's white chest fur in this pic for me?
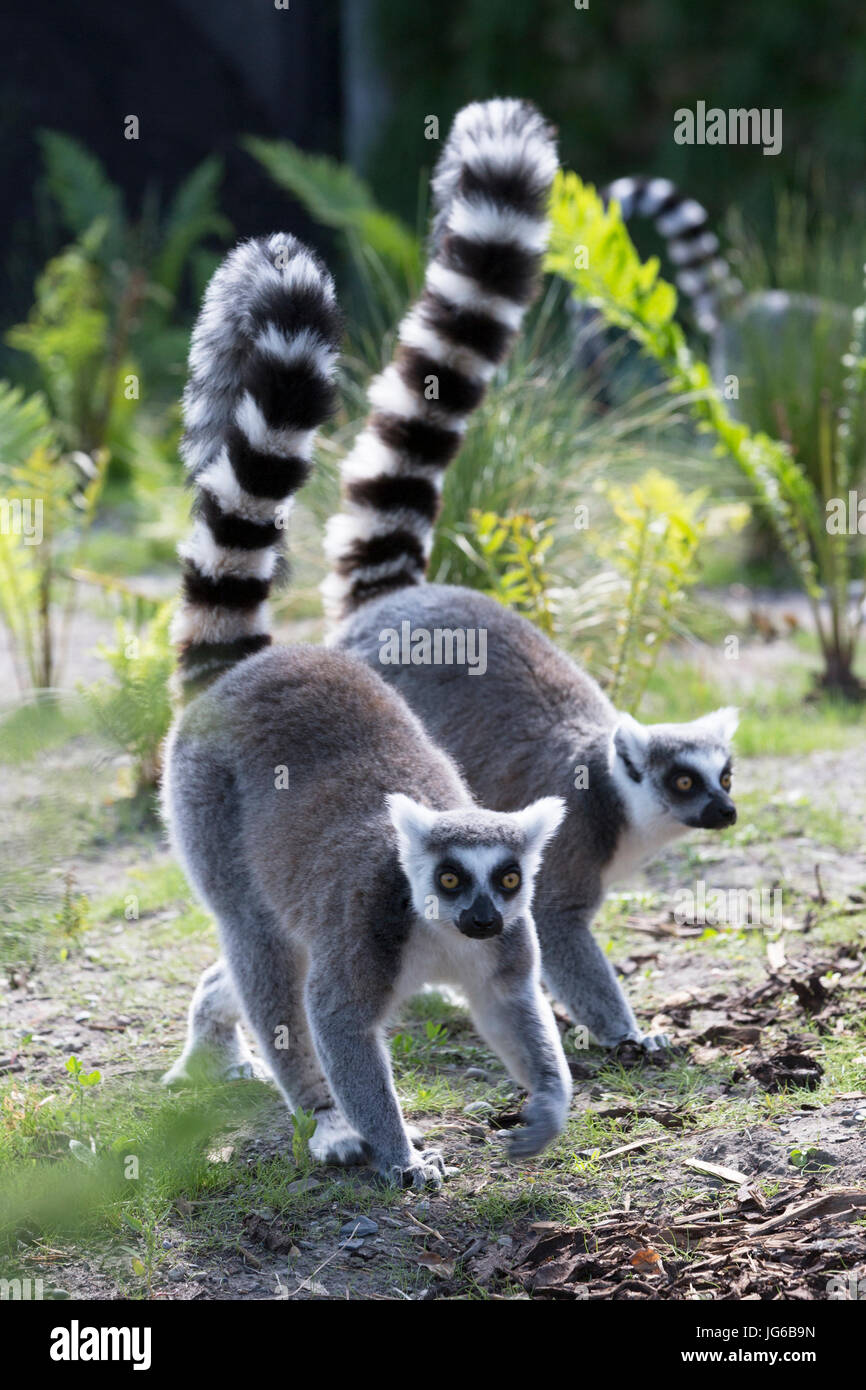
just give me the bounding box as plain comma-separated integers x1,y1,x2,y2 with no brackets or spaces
395,919,497,1005
601,759,685,890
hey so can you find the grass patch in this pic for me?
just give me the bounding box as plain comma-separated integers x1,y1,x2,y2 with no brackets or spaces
644,649,865,755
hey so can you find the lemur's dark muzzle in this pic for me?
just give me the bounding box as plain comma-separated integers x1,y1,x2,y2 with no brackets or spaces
457,894,503,939
699,795,737,829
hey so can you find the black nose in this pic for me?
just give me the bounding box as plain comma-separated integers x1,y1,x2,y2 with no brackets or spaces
701,797,737,829
457,895,503,939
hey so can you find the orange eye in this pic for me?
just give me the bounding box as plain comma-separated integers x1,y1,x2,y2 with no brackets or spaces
675,775,693,793
438,870,460,892
500,870,521,892
720,772,732,791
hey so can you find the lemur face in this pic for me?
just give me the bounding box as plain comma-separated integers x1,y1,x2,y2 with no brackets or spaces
649,747,736,829
612,707,739,832
386,795,566,935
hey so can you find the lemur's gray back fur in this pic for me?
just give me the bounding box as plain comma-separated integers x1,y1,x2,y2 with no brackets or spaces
163,230,572,1185
322,98,557,622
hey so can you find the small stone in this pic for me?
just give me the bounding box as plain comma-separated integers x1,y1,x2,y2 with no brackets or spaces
74,1011,91,1023
168,1268,185,1282
464,1100,494,1116
464,1067,488,1080
285,1176,320,1195
340,1215,378,1238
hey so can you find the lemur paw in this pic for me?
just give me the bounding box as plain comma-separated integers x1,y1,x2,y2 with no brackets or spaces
609,1033,678,1065
162,1049,266,1088
310,1111,370,1167
502,1095,566,1159
639,1031,674,1053
389,1149,451,1191
503,1117,559,1160
223,1058,272,1082
406,1123,426,1148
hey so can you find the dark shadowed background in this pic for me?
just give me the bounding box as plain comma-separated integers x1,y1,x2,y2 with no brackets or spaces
4,0,865,327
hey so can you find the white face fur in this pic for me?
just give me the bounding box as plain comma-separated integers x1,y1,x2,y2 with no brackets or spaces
386,794,566,938
610,706,739,838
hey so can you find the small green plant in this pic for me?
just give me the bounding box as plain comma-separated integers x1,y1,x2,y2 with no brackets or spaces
64,1054,101,1139
54,871,90,959
546,172,865,699
121,1204,171,1299
0,430,108,691
454,510,556,636
82,600,175,793
36,131,231,407
291,1106,318,1169
0,134,231,694
723,191,866,483
598,470,707,711
788,1146,835,1173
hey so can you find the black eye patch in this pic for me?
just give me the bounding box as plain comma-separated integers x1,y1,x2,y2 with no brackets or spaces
436,864,466,895
668,767,704,795
492,862,522,895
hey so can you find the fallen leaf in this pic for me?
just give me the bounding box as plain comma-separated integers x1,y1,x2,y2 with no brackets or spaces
697,1023,762,1046
684,1158,751,1185
630,1248,662,1273
766,938,787,970
577,1136,668,1162
416,1251,455,1278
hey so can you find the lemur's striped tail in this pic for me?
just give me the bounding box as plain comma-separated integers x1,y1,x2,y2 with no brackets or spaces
603,176,741,334
322,98,558,623
173,234,342,697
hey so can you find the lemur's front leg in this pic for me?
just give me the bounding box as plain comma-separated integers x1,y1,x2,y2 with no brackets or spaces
304,959,446,1189
466,923,572,1156
536,905,670,1051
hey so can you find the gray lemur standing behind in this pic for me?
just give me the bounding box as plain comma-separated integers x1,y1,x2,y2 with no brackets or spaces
323,99,740,1052
161,230,572,1186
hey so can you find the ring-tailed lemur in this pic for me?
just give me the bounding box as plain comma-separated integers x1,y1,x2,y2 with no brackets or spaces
321,97,559,616
161,231,572,1186
322,101,739,1052
602,176,741,336
588,176,852,400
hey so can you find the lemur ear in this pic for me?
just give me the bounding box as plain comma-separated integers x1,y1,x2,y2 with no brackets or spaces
695,705,740,743
513,796,567,856
612,713,650,772
386,793,437,851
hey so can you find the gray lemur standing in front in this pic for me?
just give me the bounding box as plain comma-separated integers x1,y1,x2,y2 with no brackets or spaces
323,99,740,1052
161,230,572,1186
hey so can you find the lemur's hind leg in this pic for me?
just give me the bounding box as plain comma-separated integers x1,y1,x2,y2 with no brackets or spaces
168,747,369,1165
221,917,370,1168
162,958,261,1087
